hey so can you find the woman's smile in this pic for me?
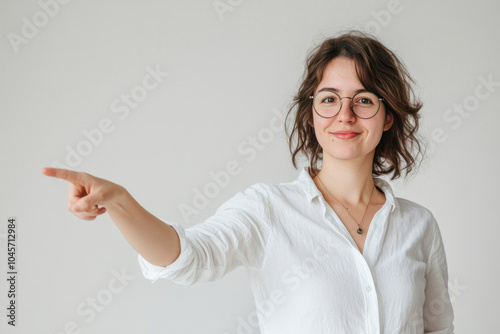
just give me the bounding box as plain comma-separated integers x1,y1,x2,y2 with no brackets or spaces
331,131,361,139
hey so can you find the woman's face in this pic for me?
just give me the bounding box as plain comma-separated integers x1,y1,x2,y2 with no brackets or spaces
312,56,393,165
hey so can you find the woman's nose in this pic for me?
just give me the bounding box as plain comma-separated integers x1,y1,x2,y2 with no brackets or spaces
337,98,356,122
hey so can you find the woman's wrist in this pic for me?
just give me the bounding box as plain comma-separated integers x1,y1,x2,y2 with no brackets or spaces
105,185,130,211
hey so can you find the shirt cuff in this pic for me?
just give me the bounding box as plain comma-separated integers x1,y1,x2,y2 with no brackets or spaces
137,221,193,283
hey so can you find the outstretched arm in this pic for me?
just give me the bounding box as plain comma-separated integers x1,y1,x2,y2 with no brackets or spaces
42,168,180,267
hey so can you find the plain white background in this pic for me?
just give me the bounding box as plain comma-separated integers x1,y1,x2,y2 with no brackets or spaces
1,0,499,333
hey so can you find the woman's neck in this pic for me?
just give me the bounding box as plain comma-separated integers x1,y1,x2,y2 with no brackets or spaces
313,155,377,207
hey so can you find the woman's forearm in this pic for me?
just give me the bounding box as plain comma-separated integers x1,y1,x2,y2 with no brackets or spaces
106,187,181,267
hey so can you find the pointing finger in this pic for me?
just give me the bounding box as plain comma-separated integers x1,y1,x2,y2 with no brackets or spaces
42,168,81,183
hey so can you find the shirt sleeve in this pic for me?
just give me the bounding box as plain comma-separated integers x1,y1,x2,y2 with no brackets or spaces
423,214,455,333
137,183,272,285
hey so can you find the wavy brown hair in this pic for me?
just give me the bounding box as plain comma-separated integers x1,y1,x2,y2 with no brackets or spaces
285,30,424,180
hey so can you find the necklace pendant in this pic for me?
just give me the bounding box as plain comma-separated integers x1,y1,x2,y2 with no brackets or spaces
357,228,363,234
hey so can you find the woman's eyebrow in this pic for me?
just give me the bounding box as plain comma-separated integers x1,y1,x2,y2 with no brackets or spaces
316,87,368,94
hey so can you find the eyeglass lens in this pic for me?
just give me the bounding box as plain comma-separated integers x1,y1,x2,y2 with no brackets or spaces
313,91,381,119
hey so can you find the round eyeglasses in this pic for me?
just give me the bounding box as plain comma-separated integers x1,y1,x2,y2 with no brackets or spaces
309,90,384,119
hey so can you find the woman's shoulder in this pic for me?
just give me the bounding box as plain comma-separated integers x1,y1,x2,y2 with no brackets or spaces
393,196,438,232
395,197,433,215
213,178,302,221
217,176,297,204
240,176,304,201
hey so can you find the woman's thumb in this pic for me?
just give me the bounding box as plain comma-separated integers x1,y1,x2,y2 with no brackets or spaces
72,195,97,212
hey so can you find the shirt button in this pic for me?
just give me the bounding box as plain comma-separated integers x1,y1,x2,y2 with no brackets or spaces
366,286,372,292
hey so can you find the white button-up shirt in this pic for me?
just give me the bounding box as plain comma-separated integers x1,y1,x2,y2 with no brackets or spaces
138,167,454,333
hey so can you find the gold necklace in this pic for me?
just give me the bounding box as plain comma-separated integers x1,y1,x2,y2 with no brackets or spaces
317,174,375,235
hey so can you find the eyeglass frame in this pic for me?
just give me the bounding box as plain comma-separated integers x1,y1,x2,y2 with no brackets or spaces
309,90,385,120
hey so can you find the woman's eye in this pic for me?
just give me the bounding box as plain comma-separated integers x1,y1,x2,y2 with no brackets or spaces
322,97,336,103
358,97,373,104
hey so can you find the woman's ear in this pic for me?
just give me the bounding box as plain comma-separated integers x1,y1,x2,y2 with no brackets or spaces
307,113,314,128
383,111,394,131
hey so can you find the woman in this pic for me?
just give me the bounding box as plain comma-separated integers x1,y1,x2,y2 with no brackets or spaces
43,31,454,333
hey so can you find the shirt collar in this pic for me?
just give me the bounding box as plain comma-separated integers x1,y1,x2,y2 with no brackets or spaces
297,166,397,213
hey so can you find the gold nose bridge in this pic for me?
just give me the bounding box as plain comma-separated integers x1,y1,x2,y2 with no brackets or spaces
338,96,354,111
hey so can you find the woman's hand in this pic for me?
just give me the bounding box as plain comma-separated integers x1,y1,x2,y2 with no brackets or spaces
42,167,181,266
42,168,125,221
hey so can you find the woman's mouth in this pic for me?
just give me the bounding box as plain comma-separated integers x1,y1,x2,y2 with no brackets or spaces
332,132,360,139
